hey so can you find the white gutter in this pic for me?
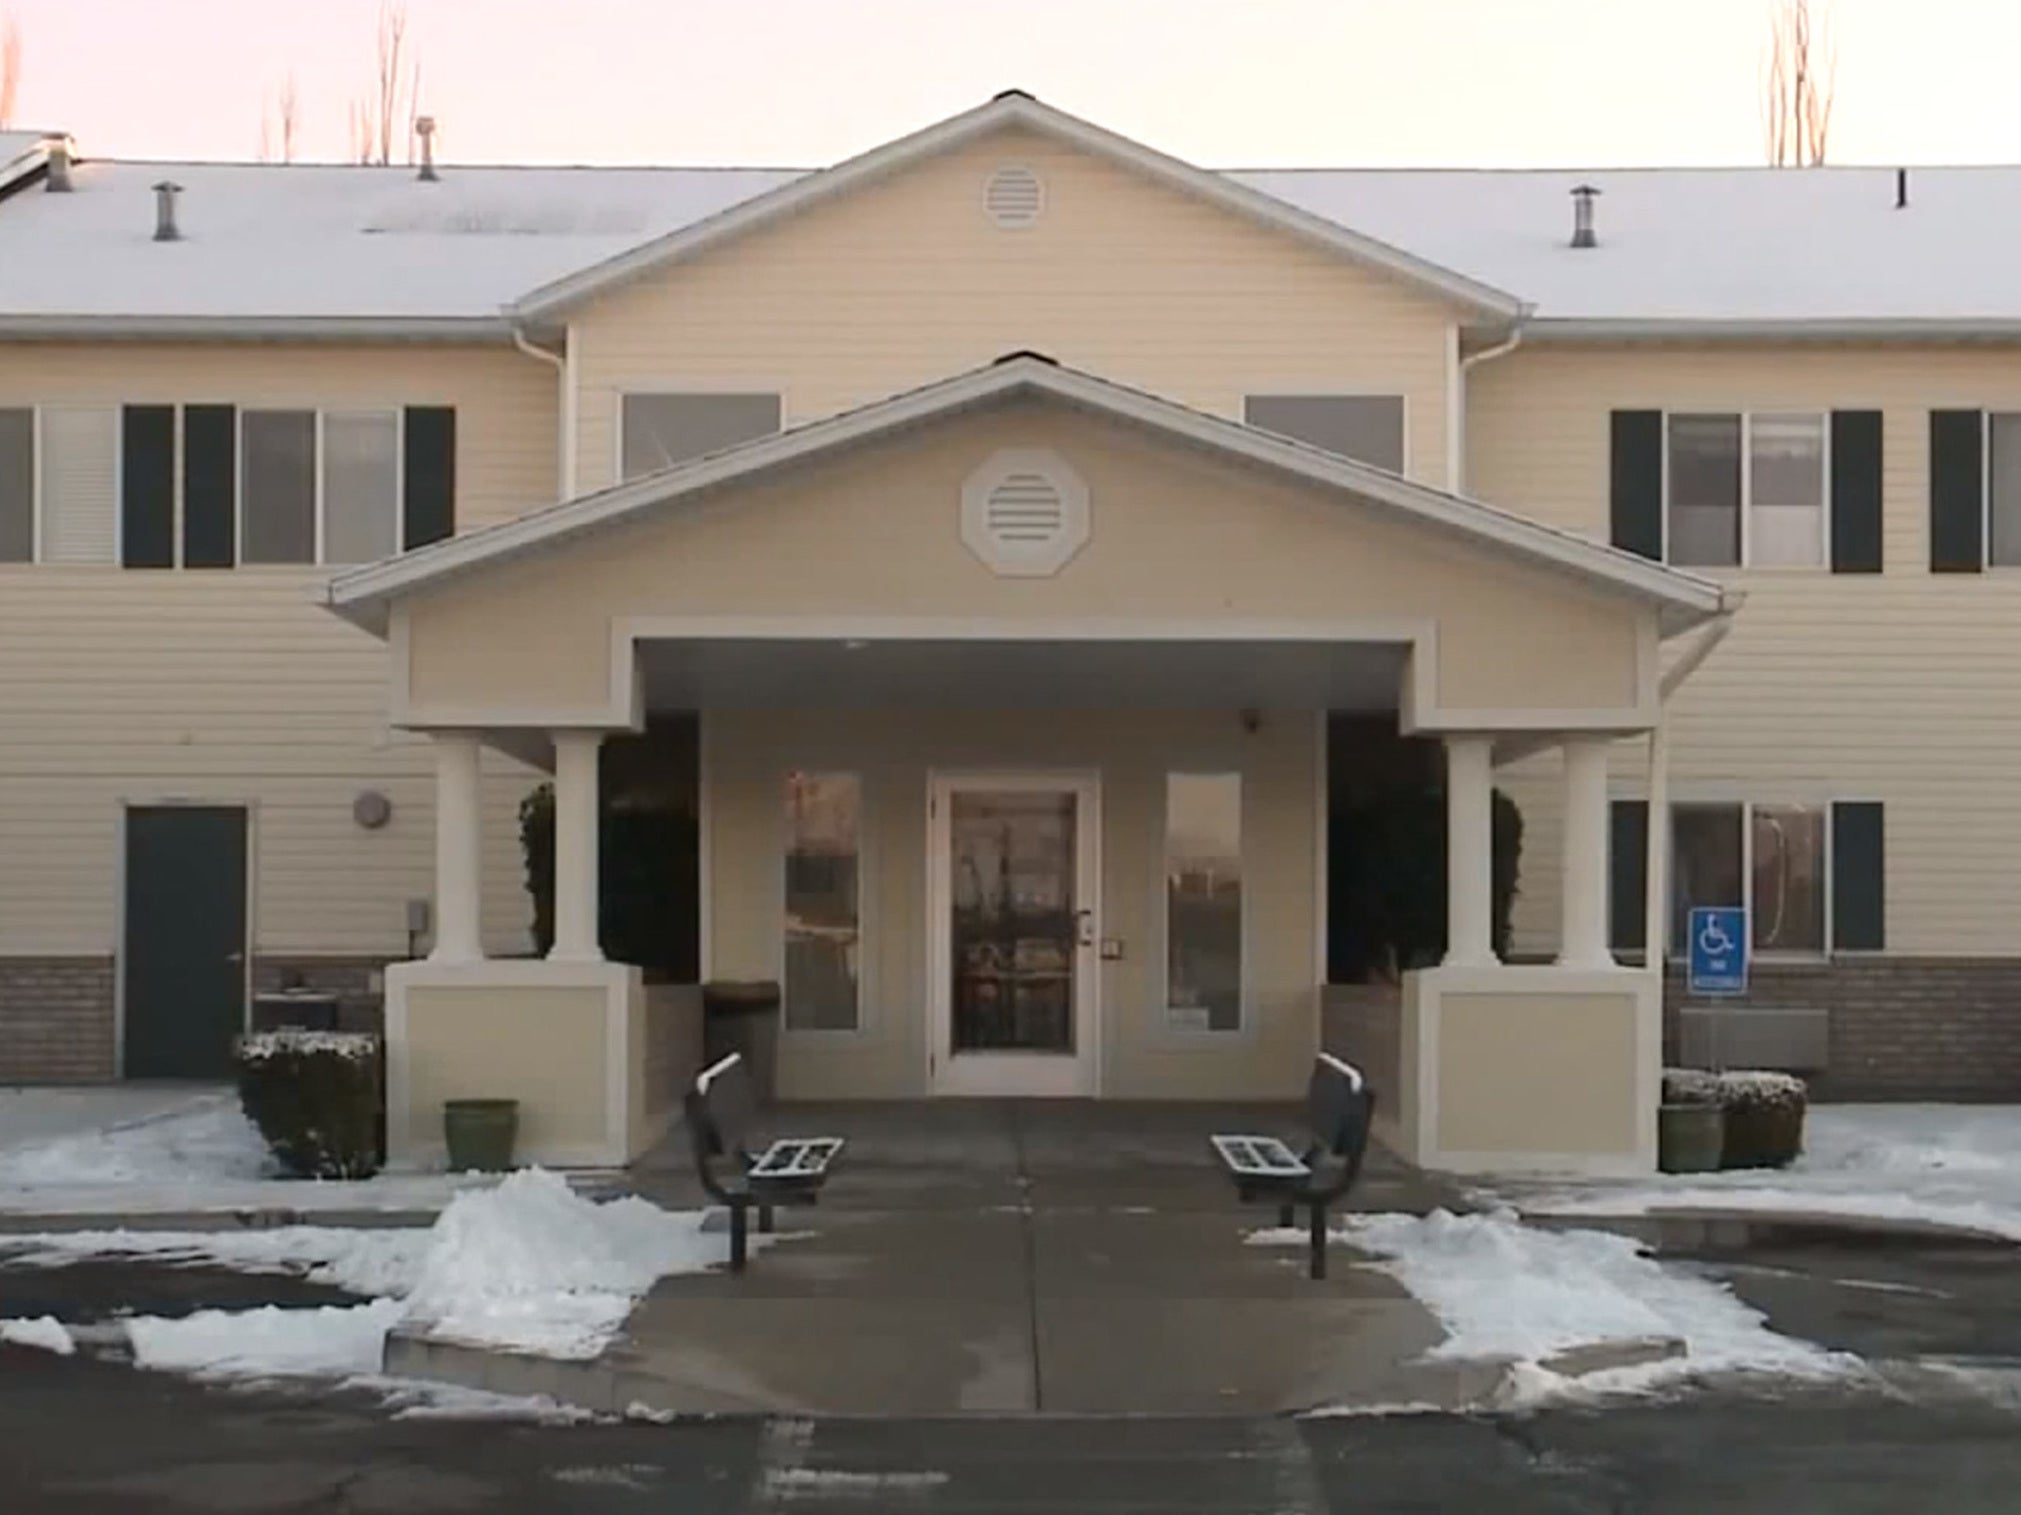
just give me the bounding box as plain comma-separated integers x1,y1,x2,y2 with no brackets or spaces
1528,317,2021,345
1642,609,1737,980
1450,320,1526,493
512,325,573,502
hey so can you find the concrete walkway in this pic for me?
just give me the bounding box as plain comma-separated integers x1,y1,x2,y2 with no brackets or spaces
396,1101,1492,1416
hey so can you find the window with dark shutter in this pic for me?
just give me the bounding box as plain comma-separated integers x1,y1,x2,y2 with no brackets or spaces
1829,410,1883,573
402,406,456,550
181,405,236,569
1831,801,1885,950
1609,411,1663,561
1609,799,1649,955
120,405,176,569
1929,410,1984,572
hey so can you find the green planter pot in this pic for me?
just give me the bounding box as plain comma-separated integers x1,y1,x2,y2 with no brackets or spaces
443,1098,519,1173
1657,1103,1725,1174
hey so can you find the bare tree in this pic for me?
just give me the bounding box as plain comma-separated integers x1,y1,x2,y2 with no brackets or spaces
349,1,421,165
0,17,23,131
258,72,301,163
1761,0,1837,166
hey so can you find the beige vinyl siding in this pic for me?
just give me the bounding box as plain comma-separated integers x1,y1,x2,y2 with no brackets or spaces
569,124,1458,494
0,345,556,958
1473,344,2021,957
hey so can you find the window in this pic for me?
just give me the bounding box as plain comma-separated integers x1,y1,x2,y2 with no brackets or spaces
321,412,402,564
0,408,31,562
1666,412,1825,567
1987,413,2021,567
1166,773,1243,1032
240,409,402,566
1244,394,1406,474
783,772,861,1032
1669,801,1827,956
240,410,316,563
620,392,781,482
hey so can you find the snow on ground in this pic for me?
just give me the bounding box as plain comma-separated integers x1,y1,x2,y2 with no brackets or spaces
1487,1105,2021,1243
1255,1208,1856,1404
19,1168,733,1391
0,1315,77,1355
0,1086,208,1149
0,1091,490,1216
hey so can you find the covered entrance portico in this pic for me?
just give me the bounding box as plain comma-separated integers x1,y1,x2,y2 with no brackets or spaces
325,354,1731,1175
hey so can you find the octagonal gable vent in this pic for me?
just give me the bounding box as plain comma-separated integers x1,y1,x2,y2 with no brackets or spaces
961,448,1089,576
983,164,1045,229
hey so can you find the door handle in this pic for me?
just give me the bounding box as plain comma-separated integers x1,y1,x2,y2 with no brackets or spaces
1073,910,1095,948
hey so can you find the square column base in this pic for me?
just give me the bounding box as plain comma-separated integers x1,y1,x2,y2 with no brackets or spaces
1395,964,1659,1177
384,959,668,1170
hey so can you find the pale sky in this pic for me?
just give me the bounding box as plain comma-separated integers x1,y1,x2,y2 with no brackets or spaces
4,0,2016,169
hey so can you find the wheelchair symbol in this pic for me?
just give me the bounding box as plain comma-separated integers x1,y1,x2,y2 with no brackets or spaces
1698,916,1736,956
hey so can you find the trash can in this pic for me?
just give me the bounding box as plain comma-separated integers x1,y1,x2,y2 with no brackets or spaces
701,979,782,1102
250,989,342,1033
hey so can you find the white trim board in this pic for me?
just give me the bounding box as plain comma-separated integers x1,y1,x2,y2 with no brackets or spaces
327,353,1730,639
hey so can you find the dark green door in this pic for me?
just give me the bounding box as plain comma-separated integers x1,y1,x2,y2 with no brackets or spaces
123,806,248,1079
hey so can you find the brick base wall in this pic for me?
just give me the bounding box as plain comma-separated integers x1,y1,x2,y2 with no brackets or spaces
0,957,116,1083
1664,959,2021,1102
252,957,394,1036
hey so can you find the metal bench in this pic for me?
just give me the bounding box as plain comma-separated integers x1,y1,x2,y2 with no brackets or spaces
1210,1053,1374,1280
683,1052,844,1272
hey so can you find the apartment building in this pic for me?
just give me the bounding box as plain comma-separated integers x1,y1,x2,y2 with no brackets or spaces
0,95,2010,1173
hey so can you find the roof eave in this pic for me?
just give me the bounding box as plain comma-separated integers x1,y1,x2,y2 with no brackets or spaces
1528,316,2021,344
0,314,517,342
506,94,1524,323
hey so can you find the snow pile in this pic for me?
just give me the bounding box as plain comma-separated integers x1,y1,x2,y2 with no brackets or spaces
127,1300,402,1380
398,1168,721,1358
235,1029,380,1063
0,1316,76,1356
1258,1209,1854,1403
0,1092,490,1216
1498,1105,2021,1243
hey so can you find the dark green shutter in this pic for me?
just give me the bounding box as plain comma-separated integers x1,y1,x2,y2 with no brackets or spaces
181,405,236,569
1610,411,1664,561
402,406,456,550
1829,410,1883,573
120,405,176,569
1832,801,1885,950
1929,409,1984,572
1609,799,1649,955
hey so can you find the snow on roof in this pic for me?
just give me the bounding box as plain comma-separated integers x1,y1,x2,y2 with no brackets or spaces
0,158,803,324
2,147,2018,329
1232,165,2021,325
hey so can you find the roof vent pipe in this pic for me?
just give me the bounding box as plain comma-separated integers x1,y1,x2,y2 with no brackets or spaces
43,138,72,193
1570,183,1600,248
415,116,439,182
152,180,182,242
1896,167,1909,209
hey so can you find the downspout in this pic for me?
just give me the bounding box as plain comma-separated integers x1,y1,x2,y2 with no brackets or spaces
1450,317,1528,494
1643,609,1738,982
512,325,573,501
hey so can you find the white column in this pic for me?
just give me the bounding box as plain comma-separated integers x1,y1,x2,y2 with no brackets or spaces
1444,734,1496,968
549,730,604,962
1558,736,1614,968
429,732,484,963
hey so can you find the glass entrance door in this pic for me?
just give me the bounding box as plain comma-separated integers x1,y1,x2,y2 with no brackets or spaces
929,773,1099,1095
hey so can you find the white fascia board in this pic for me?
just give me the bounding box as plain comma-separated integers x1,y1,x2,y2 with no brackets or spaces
325,354,1726,636
507,94,1524,323
1528,317,2021,344
0,314,516,342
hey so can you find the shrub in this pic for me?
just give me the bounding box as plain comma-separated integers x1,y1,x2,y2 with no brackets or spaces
234,1030,384,1179
520,781,700,981
1717,1070,1808,1170
1661,1068,1724,1107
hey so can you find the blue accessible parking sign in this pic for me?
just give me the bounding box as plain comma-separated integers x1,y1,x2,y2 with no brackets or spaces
1687,906,1748,996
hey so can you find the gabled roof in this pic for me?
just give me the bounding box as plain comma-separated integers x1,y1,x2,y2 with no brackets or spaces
325,353,1730,637
505,92,1524,322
